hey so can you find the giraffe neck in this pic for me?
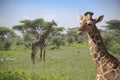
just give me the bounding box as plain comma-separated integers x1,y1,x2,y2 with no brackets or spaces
88,26,108,68
88,26,120,77
38,25,52,42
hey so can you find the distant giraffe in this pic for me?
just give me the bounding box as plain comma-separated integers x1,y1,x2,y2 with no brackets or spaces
31,20,57,64
77,12,120,80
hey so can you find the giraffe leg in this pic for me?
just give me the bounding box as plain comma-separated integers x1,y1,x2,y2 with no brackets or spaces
31,52,33,60
31,44,38,64
31,52,36,64
43,48,46,63
33,56,35,64
40,49,42,62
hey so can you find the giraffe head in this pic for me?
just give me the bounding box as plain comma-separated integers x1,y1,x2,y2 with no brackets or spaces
77,12,104,35
51,20,57,26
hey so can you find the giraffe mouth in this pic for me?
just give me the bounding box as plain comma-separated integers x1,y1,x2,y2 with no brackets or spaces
77,26,85,35
77,30,83,35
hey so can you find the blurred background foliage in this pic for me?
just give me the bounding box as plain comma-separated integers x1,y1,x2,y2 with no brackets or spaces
0,18,120,54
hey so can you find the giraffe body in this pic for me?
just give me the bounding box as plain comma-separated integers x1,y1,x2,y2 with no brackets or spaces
31,38,46,64
77,12,120,80
31,20,57,64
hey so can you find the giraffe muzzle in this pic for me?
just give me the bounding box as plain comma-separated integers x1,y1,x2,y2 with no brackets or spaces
77,30,83,35
77,27,83,35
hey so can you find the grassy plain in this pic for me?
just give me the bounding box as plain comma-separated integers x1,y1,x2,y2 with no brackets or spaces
0,42,120,80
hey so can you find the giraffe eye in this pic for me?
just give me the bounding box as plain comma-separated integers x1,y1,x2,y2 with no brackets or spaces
88,23,92,26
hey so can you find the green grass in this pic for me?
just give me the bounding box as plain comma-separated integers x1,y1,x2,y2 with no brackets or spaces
0,43,120,80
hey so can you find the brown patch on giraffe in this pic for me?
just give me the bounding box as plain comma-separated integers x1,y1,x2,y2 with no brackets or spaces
110,55,120,68
112,61,119,69
89,40,96,47
92,53,98,58
106,60,113,68
94,29,98,33
96,75,104,80
95,46,101,53
93,60,100,68
117,72,120,76
104,55,114,67
100,56,107,65
97,67,103,74
103,70,116,80
97,56,101,61
116,75,120,80
96,42,102,47
95,34,101,41
102,63,111,73
89,33,94,39
90,46,95,53
105,54,120,69
116,67,120,74
99,51,106,57
99,76,104,80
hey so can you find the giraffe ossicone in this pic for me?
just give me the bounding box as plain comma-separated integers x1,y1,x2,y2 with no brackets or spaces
77,12,120,80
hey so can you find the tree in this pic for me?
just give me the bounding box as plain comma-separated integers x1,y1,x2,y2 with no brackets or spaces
48,27,65,48
52,36,65,49
13,18,58,40
105,20,120,30
67,36,75,44
13,18,45,39
101,30,112,49
0,27,13,40
13,18,60,48
45,26,64,44
66,27,87,43
0,27,16,50
51,27,65,36
13,18,45,47
103,20,120,53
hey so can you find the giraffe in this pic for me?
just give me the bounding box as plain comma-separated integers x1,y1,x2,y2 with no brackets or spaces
77,12,120,80
31,20,57,64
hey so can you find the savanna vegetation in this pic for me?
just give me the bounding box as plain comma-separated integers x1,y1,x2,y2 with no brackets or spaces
0,18,120,80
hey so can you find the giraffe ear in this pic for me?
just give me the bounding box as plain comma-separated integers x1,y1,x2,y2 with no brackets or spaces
77,14,82,22
95,15,104,23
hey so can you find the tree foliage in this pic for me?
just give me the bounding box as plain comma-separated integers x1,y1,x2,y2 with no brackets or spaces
103,20,120,54
0,27,16,50
13,18,45,39
13,18,60,48
0,27,14,38
66,27,87,43
105,20,120,30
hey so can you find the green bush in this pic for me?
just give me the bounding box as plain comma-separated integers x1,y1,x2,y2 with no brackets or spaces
67,37,75,44
0,70,30,80
0,70,71,80
0,39,12,50
52,36,65,48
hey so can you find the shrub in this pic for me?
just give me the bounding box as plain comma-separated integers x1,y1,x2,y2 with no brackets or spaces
0,70,71,80
0,70,30,80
